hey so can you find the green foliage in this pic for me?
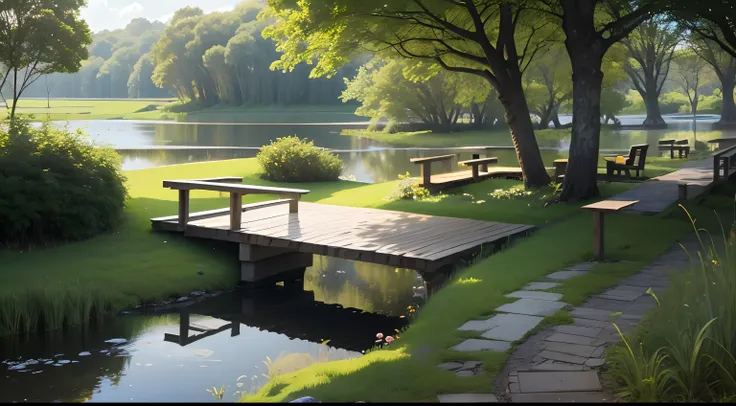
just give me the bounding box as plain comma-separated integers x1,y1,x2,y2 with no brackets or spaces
608,206,736,402
391,173,431,200
0,0,92,116
601,88,629,121
0,118,128,248
257,136,343,182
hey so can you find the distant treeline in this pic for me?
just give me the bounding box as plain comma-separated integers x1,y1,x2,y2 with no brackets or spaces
21,2,359,106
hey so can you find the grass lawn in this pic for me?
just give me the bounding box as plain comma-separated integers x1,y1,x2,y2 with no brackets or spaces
6,99,363,123
6,99,178,121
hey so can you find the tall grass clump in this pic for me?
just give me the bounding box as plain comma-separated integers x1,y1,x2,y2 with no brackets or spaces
608,205,736,402
257,136,343,182
0,117,128,248
0,289,112,337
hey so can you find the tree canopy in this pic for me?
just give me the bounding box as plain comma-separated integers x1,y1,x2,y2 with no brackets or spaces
0,0,91,117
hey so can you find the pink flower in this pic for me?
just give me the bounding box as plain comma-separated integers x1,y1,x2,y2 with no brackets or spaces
385,336,395,343
376,333,384,339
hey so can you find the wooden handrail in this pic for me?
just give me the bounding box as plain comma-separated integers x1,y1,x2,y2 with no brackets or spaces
162,180,310,195
459,157,499,179
409,154,456,164
162,179,310,231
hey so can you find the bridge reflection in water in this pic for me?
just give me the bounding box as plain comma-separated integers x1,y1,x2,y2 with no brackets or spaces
163,288,409,352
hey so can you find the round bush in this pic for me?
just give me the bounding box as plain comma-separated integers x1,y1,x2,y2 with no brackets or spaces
0,118,128,248
257,136,343,182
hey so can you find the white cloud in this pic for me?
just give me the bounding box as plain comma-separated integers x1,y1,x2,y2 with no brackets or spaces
81,0,242,33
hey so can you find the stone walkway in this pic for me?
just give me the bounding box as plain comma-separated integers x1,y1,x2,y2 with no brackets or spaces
611,157,712,214
435,233,700,403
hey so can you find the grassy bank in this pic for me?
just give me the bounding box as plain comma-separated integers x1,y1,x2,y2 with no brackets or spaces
6,99,363,123
0,157,638,337
342,128,571,148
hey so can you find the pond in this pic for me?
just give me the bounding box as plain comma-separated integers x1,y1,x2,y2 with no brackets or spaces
0,257,423,403
55,114,732,183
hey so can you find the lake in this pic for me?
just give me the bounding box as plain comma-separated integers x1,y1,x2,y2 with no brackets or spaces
3,113,729,402
53,114,730,183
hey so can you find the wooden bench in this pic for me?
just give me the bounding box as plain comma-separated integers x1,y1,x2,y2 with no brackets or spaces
708,137,736,151
410,154,456,187
458,156,499,179
713,144,736,183
161,178,310,231
659,139,690,159
582,200,640,261
603,144,649,180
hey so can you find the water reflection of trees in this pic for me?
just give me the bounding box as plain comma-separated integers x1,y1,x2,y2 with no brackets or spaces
0,315,178,403
305,256,422,317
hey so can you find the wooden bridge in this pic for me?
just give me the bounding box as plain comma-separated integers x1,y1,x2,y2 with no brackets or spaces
151,177,534,284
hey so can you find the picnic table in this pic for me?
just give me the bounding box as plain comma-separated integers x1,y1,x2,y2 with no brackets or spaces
581,200,640,261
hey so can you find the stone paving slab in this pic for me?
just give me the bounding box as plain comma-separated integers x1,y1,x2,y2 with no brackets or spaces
543,342,597,358
495,299,567,317
481,315,544,342
597,285,647,302
505,290,563,301
517,371,602,393
565,262,597,271
570,307,619,321
437,394,498,403
583,297,630,311
531,361,585,372
538,350,587,364
571,318,609,328
546,270,588,281
451,339,511,352
552,325,603,338
522,281,560,291
457,313,542,332
545,332,597,346
510,392,610,402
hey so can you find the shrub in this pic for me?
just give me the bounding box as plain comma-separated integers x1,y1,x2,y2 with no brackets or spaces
257,136,343,182
0,118,128,249
391,172,431,200
607,206,736,402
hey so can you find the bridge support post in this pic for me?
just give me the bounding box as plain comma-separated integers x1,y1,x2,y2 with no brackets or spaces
239,244,313,286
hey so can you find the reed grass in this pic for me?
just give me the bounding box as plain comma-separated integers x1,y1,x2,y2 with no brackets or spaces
607,204,736,402
0,288,113,337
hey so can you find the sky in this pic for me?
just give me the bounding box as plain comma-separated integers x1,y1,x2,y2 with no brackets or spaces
80,0,242,33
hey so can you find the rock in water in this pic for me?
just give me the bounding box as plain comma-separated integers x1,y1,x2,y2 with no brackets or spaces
290,396,321,403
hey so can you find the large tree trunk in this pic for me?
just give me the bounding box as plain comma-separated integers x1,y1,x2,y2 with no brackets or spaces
560,42,604,201
642,85,666,127
497,79,550,188
719,75,736,126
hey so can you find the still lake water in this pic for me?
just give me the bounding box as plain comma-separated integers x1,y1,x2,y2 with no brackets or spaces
3,113,729,402
54,114,729,183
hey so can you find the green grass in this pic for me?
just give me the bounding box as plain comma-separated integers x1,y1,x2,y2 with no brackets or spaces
342,128,571,148
6,99,178,121
6,99,363,123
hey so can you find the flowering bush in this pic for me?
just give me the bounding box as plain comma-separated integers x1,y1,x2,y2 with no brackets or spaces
391,172,431,200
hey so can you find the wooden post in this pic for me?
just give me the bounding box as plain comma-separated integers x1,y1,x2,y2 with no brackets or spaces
471,163,479,179
714,156,721,183
230,320,241,337
177,190,190,232
678,184,688,200
593,211,605,261
230,192,242,230
420,162,431,186
179,310,190,346
288,194,299,213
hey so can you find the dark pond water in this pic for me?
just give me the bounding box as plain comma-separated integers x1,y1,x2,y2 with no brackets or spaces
53,114,732,183
0,257,423,402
